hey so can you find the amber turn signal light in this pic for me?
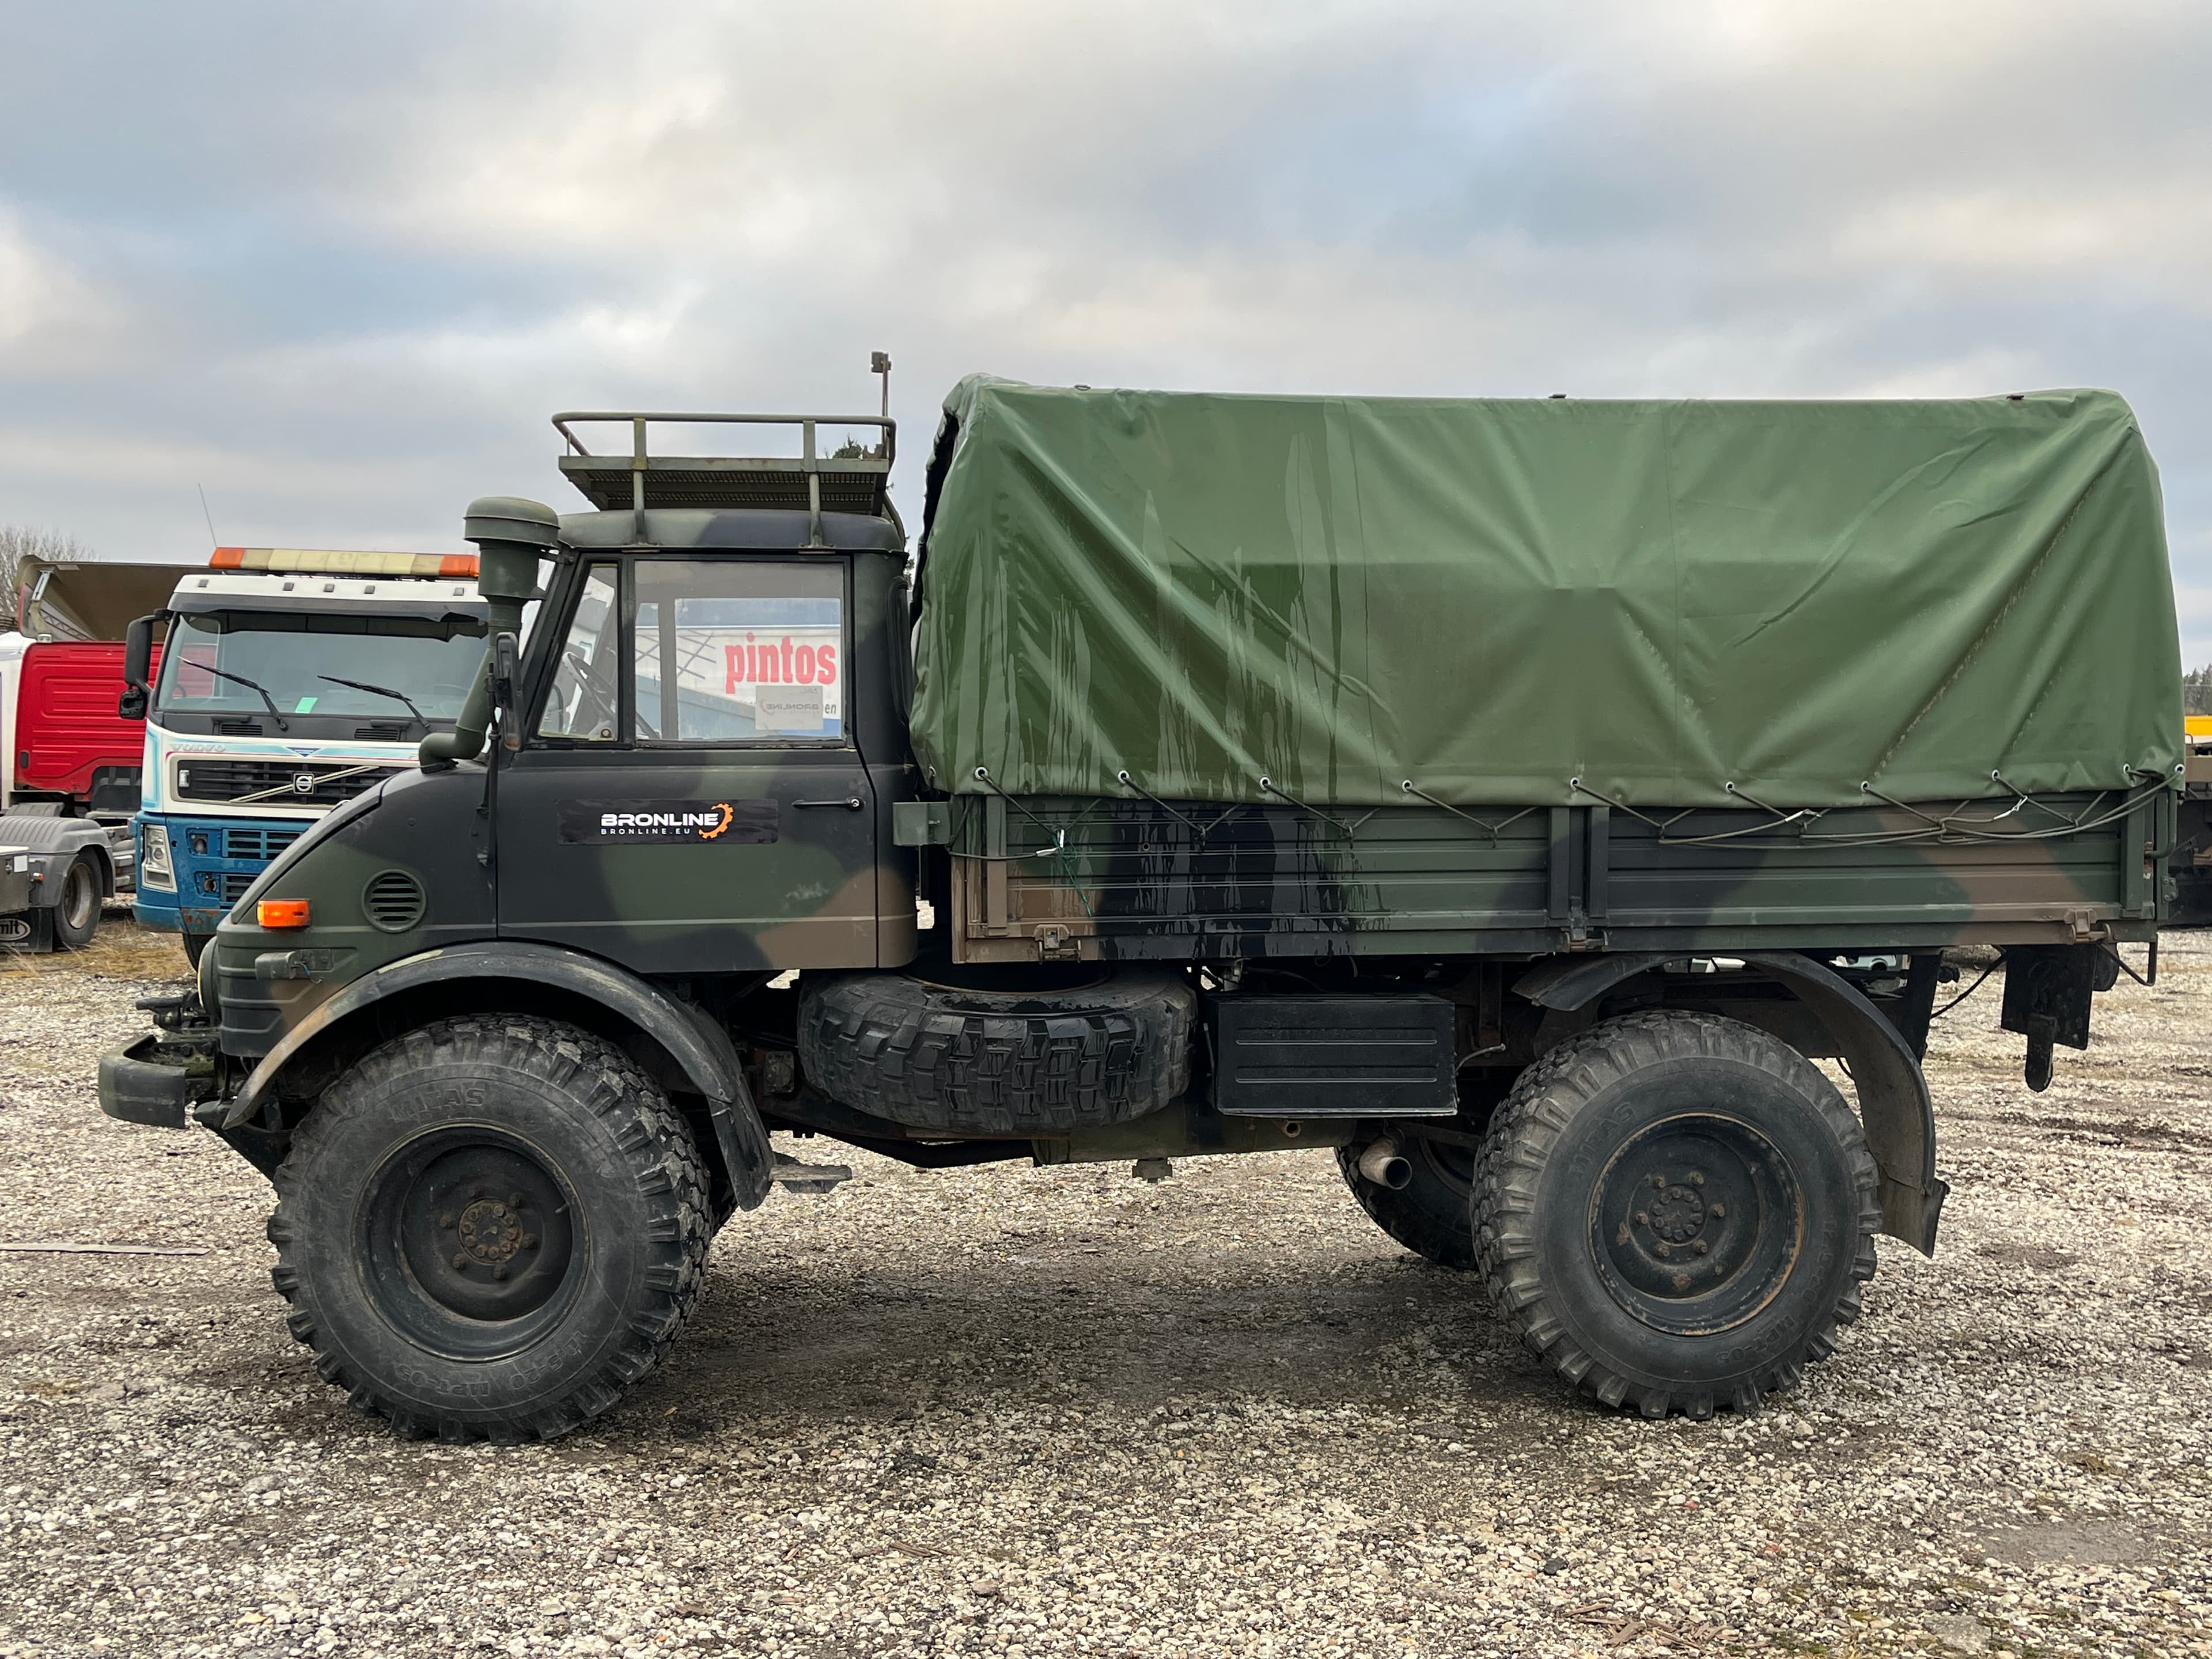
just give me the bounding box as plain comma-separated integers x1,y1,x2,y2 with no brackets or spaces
256,899,311,929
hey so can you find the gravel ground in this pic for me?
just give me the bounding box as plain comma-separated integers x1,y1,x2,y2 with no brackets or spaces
2,915,2207,1658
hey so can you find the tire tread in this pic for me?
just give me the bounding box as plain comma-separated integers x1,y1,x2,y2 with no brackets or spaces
798,973,1193,1134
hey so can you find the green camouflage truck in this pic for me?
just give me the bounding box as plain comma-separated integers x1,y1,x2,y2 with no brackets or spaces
98,381,2182,1442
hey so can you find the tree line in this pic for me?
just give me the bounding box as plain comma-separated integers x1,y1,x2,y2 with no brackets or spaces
2,525,97,630
2186,664,2212,717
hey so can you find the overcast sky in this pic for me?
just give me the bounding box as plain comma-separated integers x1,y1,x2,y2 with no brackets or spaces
5,1,2210,658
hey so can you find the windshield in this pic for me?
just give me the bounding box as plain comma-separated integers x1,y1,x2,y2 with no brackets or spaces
153,610,487,731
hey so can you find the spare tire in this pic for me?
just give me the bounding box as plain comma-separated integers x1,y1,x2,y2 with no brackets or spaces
798,969,1195,1135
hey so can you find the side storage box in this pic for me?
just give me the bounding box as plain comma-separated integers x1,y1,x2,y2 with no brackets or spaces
1210,994,1457,1118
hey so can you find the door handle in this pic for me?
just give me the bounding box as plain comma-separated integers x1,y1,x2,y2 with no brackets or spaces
794,797,865,811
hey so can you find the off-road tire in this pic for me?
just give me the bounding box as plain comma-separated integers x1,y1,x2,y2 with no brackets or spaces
267,1014,711,1442
181,930,213,968
52,854,100,950
1336,1135,1479,1270
1474,1010,1879,1420
798,970,1194,1134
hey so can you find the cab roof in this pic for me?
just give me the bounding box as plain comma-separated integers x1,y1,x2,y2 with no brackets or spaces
167,570,486,617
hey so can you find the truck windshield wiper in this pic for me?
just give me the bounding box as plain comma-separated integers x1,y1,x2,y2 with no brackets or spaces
320,675,429,732
202,665,290,732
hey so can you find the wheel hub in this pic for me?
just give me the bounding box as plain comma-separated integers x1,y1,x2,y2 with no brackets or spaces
1643,1179,1708,1245
361,1130,579,1355
454,1198,527,1268
1590,1114,1802,1335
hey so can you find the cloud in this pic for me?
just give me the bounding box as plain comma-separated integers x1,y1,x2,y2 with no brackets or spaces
0,209,128,373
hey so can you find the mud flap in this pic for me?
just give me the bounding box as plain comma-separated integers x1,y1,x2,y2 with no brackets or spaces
1999,943,2105,1094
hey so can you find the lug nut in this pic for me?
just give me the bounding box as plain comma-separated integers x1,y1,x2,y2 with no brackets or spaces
521,1233,537,1249
1654,1242,1672,1259
507,1193,524,1209
1709,1203,1726,1219
1635,1211,1650,1226
452,1254,469,1271
1688,1172,1705,1187
1694,1240,1709,1255
439,1213,454,1229
493,1266,509,1281
1650,1173,1667,1191
470,1187,486,1200
1615,1224,1631,1246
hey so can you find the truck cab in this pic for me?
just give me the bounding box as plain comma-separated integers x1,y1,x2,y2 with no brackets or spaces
124,550,490,960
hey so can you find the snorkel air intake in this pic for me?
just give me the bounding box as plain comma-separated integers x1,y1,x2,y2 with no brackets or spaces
419,497,559,770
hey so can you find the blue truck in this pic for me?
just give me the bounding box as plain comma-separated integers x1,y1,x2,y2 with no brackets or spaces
122,548,490,961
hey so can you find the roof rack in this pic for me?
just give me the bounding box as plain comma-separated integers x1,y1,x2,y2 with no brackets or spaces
550,411,895,547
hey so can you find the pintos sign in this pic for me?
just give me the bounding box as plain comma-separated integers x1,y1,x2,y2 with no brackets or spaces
724,633,839,692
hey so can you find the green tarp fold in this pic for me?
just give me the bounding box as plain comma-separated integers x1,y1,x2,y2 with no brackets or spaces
911,378,2179,808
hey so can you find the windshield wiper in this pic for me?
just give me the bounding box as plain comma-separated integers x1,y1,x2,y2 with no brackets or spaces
320,674,429,732
202,665,290,732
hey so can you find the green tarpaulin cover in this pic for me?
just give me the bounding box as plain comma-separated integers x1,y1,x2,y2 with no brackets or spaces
911,378,2179,808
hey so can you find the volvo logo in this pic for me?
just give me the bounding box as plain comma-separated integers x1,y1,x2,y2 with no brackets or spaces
291,772,317,796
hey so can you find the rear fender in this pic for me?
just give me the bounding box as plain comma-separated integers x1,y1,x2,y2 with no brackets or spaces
0,816,117,900
218,941,773,1211
1514,950,1946,1255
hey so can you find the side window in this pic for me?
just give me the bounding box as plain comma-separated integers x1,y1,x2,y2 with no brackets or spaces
536,563,621,741
631,560,846,744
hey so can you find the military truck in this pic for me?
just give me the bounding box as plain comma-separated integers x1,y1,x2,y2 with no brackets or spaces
99,383,2180,1442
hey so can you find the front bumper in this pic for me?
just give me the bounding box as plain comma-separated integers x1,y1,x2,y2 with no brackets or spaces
137,813,310,935
131,892,190,933
97,1036,194,1128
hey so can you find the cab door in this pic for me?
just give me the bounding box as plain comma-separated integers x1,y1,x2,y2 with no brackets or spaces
495,554,880,975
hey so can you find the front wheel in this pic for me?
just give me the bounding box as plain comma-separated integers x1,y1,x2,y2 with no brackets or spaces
268,1015,711,1442
1474,1010,1878,1420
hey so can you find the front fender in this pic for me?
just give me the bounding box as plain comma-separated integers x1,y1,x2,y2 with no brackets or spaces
217,940,774,1211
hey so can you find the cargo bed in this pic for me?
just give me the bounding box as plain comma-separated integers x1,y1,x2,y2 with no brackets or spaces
937,790,2166,962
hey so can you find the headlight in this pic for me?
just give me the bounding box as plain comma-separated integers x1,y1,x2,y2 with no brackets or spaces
139,825,175,892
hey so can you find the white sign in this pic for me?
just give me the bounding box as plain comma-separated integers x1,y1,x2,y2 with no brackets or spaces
755,683,826,734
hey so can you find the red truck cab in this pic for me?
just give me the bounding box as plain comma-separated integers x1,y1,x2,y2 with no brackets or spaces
0,638,157,813
4,552,192,816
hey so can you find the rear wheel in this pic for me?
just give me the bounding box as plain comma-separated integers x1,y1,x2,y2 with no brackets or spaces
1474,1010,1878,1420
1336,1134,1479,1270
52,854,101,950
268,1014,711,1442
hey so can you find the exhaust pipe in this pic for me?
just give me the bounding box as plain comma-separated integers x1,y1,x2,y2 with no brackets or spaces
421,496,560,771
1356,1138,1412,1190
